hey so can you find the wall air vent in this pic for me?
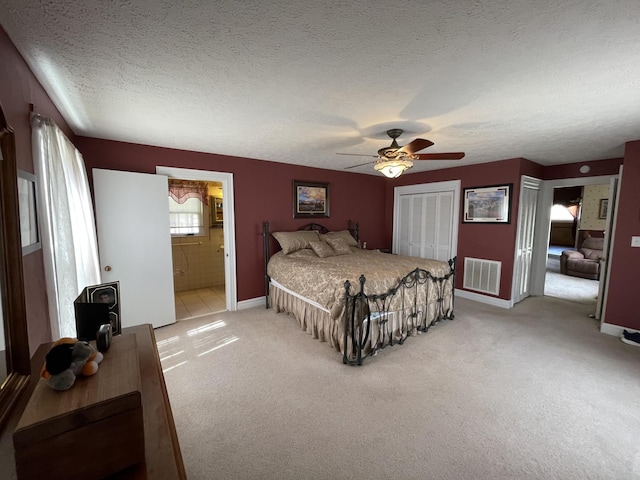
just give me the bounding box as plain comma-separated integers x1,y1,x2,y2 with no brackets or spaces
463,257,501,296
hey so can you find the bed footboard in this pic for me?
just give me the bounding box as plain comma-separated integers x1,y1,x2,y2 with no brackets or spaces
342,257,456,366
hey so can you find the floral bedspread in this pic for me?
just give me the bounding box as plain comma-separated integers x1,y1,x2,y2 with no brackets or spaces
267,248,452,320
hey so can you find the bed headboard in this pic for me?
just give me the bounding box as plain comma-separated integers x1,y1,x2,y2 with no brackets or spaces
262,220,360,308
296,221,359,244
297,223,330,235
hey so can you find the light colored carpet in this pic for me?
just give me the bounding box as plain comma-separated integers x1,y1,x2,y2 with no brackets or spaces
544,257,599,305
155,296,640,480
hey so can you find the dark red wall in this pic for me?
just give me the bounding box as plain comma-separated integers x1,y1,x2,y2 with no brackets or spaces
380,156,624,302
382,158,534,299
0,26,74,353
604,141,640,329
75,137,388,302
543,157,622,180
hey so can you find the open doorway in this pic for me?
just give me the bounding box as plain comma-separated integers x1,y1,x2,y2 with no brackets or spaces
156,166,237,319
169,180,226,320
544,183,609,308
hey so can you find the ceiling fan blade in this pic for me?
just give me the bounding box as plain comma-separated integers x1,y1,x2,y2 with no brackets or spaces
344,161,376,169
397,138,434,155
414,152,465,160
336,153,378,157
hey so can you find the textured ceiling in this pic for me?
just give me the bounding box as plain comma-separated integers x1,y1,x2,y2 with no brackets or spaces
2,0,639,175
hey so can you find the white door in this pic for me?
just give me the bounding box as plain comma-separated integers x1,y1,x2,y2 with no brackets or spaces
435,190,455,261
393,181,460,261
421,193,438,259
596,175,620,320
93,169,176,329
397,195,412,256
512,176,541,304
398,193,433,258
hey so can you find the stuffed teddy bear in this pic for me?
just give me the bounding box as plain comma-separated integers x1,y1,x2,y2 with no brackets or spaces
41,337,104,391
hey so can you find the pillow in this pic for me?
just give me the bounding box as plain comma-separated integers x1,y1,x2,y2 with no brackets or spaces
272,230,320,254
582,248,601,261
310,240,335,258
326,237,352,256
320,230,358,247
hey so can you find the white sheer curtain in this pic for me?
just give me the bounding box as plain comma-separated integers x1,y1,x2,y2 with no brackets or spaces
31,114,101,339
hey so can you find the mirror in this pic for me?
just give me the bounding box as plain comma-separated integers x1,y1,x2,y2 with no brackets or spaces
0,103,31,431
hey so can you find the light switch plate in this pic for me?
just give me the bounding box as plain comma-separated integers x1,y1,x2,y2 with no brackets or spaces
632,236,640,247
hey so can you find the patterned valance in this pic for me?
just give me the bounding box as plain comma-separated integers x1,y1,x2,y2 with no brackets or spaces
168,179,209,205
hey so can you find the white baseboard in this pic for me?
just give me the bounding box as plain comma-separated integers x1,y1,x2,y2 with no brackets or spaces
600,322,634,337
237,296,266,310
455,289,513,309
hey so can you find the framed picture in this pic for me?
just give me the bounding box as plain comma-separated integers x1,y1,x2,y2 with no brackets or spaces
17,170,41,255
293,180,330,218
462,184,512,223
74,281,121,339
598,198,609,219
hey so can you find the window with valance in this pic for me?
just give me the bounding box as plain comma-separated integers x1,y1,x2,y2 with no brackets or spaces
168,180,209,236
168,180,209,205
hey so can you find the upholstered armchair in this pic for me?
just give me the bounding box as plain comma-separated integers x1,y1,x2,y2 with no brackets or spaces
560,237,604,280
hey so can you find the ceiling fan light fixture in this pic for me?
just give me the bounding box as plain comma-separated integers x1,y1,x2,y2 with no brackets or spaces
374,158,413,178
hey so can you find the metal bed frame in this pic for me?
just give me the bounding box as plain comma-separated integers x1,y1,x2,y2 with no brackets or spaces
263,220,456,365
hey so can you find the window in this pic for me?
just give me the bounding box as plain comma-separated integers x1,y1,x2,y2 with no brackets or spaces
169,196,206,236
551,204,578,221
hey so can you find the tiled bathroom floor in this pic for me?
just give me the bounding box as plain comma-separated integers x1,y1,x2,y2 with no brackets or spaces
174,285,226,321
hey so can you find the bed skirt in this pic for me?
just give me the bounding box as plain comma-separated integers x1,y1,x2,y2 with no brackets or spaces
269,281,453,358
269,283,342,350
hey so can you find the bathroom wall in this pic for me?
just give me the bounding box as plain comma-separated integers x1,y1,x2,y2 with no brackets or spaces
171,182,225,292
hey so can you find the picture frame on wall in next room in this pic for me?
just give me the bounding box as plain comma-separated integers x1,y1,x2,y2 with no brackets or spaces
599,198,608,219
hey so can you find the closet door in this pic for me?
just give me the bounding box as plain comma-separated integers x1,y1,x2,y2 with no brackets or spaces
420,193,437,259
512,176,540,304
397,194,426,257
408,194,426,257
435,190,455,261
393,182,459,261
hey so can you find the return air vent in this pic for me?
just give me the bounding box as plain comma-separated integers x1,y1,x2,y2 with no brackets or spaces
463,258,501,296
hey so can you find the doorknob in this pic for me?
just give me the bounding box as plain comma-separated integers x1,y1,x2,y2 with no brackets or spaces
104,266,112,272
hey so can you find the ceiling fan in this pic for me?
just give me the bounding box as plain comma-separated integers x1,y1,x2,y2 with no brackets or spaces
337,128,465,178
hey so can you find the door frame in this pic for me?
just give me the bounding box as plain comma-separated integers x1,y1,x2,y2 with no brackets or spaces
597,170,621,325
392,180,460,259
156,166,238,311
530,173,618,302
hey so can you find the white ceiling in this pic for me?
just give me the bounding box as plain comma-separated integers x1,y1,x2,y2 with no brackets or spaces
2,1,639,175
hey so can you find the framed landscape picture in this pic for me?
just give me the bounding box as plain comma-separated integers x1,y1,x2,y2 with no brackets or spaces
462,184,512,223
293,180,330,218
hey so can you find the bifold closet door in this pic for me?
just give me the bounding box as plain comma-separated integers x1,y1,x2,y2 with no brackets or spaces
513,177,540,304
396,190,454,261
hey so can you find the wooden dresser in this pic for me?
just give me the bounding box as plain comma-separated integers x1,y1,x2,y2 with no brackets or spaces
1,324,186,479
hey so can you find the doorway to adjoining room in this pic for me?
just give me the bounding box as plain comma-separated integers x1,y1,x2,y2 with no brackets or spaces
169,179,227,320
545,184,607,307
